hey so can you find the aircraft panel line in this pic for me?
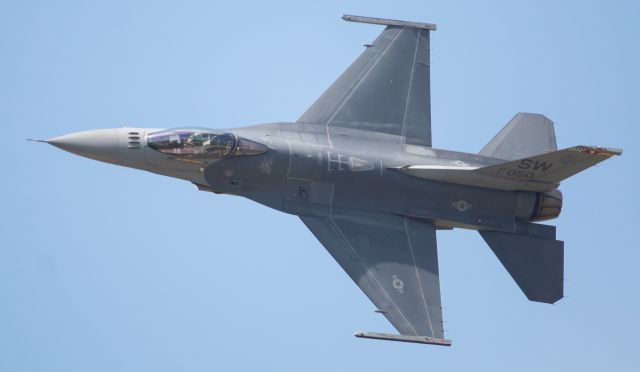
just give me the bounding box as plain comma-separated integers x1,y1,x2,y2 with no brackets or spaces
400,29,421,145
325,28,404,148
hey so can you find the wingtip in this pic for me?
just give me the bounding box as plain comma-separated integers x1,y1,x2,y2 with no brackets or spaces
354,331,452,346
570,145,623,156
341,14,437,31
610,147,624,156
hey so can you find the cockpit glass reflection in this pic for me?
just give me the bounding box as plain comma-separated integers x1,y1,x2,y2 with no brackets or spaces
147,128,266,160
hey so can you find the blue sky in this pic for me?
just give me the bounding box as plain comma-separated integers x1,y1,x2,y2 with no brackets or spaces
1,1,638,371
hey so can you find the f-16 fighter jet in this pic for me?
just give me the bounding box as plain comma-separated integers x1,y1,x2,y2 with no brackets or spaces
35,15,622,346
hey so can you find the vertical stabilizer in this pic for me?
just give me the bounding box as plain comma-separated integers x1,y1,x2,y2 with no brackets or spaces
480,113,557,160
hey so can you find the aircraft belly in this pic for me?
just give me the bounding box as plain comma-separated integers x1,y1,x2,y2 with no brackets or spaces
330,179,524,232
280,171,528,232
205,134,534,231
282,179,334,216
271,139,533,231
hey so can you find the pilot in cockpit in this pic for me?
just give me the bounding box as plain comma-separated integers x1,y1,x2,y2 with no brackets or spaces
148,128,266,160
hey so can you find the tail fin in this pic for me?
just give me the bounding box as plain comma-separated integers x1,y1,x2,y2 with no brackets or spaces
480,223,564,304
480,113,557,160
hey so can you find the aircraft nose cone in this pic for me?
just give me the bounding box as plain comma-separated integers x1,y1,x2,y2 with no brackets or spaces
48,129,121,163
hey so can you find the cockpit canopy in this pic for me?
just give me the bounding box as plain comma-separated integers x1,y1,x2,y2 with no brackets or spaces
147,128,267,160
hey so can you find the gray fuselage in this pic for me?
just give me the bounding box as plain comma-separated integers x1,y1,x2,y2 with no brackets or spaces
49,122,540,234
200,123,539,233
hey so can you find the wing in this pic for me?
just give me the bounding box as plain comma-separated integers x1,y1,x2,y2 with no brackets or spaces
297,15,435,147
300,210,447,343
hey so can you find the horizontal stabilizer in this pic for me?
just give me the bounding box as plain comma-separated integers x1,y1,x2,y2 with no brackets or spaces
475,145,622,190
397,145,622,191
480,226,564,304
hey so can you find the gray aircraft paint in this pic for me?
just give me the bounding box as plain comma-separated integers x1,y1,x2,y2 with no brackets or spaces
37,15,621,346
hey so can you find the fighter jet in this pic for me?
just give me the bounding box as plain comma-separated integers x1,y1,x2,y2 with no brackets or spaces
35,15,621,346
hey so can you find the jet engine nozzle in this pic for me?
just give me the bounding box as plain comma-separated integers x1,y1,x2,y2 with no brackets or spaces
530,189,563,222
